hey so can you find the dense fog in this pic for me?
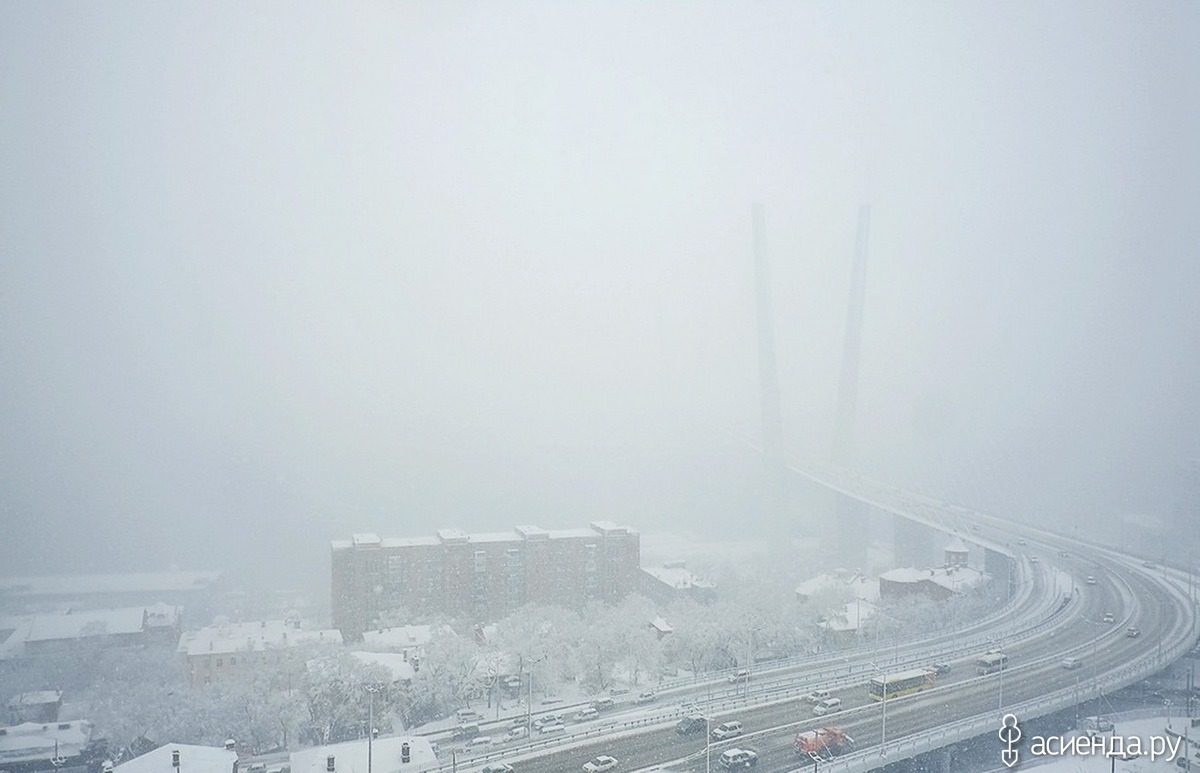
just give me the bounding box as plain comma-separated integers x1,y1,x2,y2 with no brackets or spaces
2,2,1198,597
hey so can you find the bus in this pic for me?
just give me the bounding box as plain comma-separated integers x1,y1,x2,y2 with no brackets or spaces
975,652,1009,675
868,668,937,701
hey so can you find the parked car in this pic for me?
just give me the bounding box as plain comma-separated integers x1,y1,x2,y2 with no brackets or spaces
727,669,751,684
1126,627,1141,638
504,727,528,741
591,698,615,711
1061,657,1083,670
456,708,483,723
608,687,630,696
634,690,657,704
718,749,759,769
539,722,566,734
1029,555,1040,564
931,662,953,675
813,697,843,715
1082,716,1114,733
676,716,708,735
533,714,563,729
1102,612,1115,623
465,737,493,750
582,756,618,773
805,689,832,704
711,721,744,740
573,708,600,722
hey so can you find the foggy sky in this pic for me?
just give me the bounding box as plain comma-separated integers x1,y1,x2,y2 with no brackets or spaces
2,2,1198,590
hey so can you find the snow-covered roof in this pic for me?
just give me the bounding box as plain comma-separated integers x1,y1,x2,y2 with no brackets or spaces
360,624,435,652
0,571,221,597
352,534,382,547
5,691,62,708
0,720,93,762
944,537,969,553
23,607,147,642
642,566,715,590
650,616,673,634
545,528,598,539
179,620,342,657
469,532,522,544
291,736,438,773
348,651,415,682
880,567,926,583
379,536,439,548
116,744,238,773
880,565,986,593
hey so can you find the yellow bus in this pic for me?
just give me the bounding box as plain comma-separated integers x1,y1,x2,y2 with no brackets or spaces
868,668,937,701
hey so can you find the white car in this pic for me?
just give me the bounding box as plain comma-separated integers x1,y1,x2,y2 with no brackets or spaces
805,689,832,704
813,697,842,715
504,727,528,741
481,766,514,773
464,736,493,750
573,708,600,722
583,755,619,773
539,722,566,734
711,721,743,740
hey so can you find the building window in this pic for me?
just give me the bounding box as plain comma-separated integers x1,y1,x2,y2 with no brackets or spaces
216,658,223,667
474,550,487,573
229,657,236,666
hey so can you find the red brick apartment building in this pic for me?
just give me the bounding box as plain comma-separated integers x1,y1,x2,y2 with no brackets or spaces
331,522,640,639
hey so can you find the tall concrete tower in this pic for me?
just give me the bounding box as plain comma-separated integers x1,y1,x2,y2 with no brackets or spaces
834,205,872,566
753,203,788,535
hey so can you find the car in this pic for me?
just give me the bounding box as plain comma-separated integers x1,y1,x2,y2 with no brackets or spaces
456,708,483,723
1082,716,1114,733
465,736,493,750
591,698,615,711
634,690,657,704
573,708,600,722
1086,576,1097,585
1018,538,1028,546
503,675,522,689
1126,627,1141,638
540,696,563,705
510,717,527,727
813,697,843,715
805,689,832,704
1102,612,1115,623
1058,550,1071,558
452,724,481,740
728,669,751,683
1061,657,1083,670
481,765,514,773
504,727,528,741
608,686,630,696
1143,560,1156,568
533,714,563,729
711,721,743,740
931,662,953,675
1029,555,1040,564
718,748,759,769
676,716,708,735
582,756,618,773
539,722,566,734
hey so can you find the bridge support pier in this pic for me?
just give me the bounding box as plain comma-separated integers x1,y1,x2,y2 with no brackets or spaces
984,547,1016,599
836,493,871,571
893,514,937,567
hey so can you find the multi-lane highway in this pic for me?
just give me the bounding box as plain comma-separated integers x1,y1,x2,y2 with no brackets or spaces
434,475,1198,773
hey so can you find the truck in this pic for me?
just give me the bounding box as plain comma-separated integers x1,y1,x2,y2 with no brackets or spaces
794,726,855,759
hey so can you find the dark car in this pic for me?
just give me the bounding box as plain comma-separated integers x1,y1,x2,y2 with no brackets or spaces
931,662,952,675
676,716,708,735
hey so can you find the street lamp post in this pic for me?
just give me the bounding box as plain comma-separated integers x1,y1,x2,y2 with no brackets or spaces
364,684,380,773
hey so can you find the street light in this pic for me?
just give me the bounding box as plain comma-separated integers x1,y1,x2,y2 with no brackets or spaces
364,683,381,773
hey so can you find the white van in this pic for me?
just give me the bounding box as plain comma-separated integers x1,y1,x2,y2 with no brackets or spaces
813,697,843,715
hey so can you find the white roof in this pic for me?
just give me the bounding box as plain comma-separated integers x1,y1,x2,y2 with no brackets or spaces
352,534,382,547
291,736,438,773
6,691,63,708
0,571,221,597
0,720,92,762
348,651,415,682
117,744,237,773
179,620,342,656
24,607,147,642
469,532,522,544
360,624,437,651
880,567,926,583
822,599,875,632
650,616,673,634
546,528,598,539
642,566,715,590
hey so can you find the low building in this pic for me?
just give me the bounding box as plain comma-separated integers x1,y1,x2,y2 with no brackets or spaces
649,616,673,639
115,743,238,773
639,561,716,606
878,565,987,602
5,692,63,724
178,619,342,686
291,735,438,773
0,605,181,660
0,720,105,773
